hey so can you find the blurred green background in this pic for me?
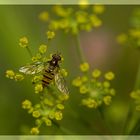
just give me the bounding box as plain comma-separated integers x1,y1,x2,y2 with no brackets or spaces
0,5,140,135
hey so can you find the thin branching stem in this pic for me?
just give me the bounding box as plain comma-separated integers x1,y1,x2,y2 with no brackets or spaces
75,34,85,63
123,59,140,134
26,47,33,58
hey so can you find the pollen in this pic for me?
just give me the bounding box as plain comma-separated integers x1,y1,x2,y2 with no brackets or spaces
19,37,28,48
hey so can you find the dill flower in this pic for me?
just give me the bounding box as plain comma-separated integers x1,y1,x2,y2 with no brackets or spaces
30,127,39,135
103,96,112,105
92,69,101,78
46,31,55,40
55,111,63,120
39,11,49,22
93,5,105,14
104,72,115,80
22,100,32,110
39,44,47,54
72,76,82,87
80,62,89,72
44,118,52,126
15,74,24,81
19,37,28,48
35,84,43,94
72,66,116,109
5,70,15,79
39,5,104,34
116,33,128,44
32,110,41,118
56,104,65,110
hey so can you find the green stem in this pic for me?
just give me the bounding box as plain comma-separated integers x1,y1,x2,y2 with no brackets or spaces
123,60,140,134
75,34,85,63
26,46,33,58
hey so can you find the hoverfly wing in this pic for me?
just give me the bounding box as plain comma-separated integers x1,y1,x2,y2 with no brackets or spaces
19,62,44,75
55,73,69,94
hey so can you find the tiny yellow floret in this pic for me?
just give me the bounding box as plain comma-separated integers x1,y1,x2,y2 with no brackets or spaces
103,96,112,105
39,44,47,54
55,111,63,120
104,72,115,80
93,5,105,14
35,84,43,94
46,31,55,40
80,62,89,72
22,100,32,110
32,110,41,118
19,37,28,48
6,70,15,79
30,127,39,135
92,69,101,78
15,74,24,81
39,11,49,22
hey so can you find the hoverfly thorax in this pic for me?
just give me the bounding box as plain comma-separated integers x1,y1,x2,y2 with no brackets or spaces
50,53,61,67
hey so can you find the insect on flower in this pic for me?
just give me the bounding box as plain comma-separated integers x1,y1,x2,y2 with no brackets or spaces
19,52,69,94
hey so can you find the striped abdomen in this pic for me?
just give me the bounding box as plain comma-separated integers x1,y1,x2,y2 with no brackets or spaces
42,69,54,87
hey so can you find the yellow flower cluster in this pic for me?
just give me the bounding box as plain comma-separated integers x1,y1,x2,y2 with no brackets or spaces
6,70,24,81
39,5,105,34
117,9,140,48
72,63,115,109
130,90,140,111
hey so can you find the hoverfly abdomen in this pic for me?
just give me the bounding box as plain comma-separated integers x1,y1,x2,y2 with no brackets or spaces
42,68,55,87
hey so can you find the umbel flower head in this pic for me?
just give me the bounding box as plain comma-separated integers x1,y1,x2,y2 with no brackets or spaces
72,62,115,109
5,32,69,135
117,8,140,48
39,5,105,34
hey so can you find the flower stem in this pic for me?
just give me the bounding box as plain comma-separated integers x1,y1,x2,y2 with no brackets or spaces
123,60,140,134
26,47,33,58
75,34,85,63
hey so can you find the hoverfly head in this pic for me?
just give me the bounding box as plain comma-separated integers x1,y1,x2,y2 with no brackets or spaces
52,52,61,62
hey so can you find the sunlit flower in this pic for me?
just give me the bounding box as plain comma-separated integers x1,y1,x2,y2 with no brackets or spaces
32,110,41,118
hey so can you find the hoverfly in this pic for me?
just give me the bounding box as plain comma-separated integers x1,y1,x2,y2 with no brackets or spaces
19,53,69,94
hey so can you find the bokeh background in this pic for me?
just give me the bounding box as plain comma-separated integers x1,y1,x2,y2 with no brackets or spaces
0,5,140,135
